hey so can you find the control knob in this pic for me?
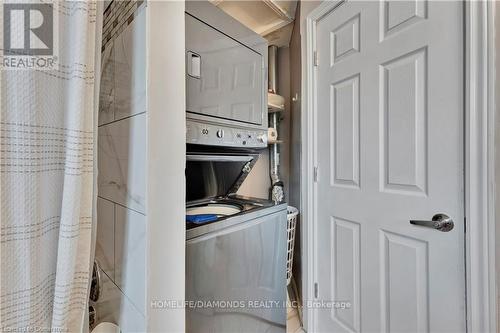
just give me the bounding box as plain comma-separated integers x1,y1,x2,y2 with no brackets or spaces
216,129,224,138
257,134,267,144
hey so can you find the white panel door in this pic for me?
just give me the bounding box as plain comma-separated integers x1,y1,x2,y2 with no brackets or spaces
315,1,464,332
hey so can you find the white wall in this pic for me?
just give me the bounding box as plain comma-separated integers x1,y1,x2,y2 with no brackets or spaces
300,1,322,29
146,1,186,332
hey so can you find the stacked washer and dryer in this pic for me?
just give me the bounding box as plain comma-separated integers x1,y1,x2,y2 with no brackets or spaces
185,2,287,332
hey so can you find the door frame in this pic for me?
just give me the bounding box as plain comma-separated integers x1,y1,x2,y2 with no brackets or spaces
301,1,496,332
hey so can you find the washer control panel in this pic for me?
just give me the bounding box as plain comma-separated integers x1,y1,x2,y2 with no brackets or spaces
187,120,267,147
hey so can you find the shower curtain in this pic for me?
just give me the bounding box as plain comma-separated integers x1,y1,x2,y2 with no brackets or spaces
1,1,102,331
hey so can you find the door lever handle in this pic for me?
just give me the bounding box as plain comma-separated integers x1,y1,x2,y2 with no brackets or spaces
410,213,454,232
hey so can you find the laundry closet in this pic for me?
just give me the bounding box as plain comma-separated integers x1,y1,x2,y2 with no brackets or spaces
92,1,301,332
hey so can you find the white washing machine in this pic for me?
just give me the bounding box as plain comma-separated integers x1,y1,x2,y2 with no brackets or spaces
185,152,287,333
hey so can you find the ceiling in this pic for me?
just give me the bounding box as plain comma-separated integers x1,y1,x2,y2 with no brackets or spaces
209,0,298,47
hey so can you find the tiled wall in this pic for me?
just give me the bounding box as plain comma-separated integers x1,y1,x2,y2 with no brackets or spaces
102,0,145,53
94,1,147,331
100,0,146,127
95,197,146,330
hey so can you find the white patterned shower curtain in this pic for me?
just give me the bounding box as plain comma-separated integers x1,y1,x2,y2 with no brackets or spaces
1,1,102,331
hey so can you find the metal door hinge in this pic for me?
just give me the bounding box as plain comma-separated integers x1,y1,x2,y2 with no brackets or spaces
314,283,318,298
313,51,318,67
314,166,318,182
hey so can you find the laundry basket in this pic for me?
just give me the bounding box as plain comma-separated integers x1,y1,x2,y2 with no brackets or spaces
286,206,299,286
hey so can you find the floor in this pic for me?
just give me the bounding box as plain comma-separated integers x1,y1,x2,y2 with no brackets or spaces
287,286,304,333
287,305,304,333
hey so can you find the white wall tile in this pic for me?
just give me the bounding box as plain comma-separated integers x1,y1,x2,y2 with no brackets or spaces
115,205,146,316
119,295,146,333
114,9,146,121
98,113,146,213
96,198,115,280
99,42,115,126
91,265,146,332
91,265,121,325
